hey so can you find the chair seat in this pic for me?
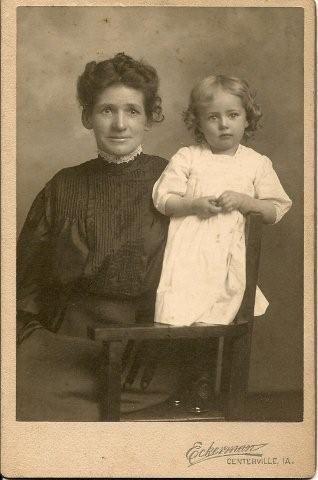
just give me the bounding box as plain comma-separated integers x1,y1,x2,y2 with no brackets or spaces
88,319,249,343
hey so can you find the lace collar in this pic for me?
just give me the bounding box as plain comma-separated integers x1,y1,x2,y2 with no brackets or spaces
98,145,142,164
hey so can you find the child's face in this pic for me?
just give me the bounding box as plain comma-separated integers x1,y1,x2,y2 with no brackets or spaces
84,84,150,156
197,87,248,155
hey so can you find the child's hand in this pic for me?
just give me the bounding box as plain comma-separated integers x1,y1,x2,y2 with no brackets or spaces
217,191,252,214
192,196,223,219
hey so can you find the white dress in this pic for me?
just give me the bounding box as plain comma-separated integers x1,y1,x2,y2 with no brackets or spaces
152,144,292,326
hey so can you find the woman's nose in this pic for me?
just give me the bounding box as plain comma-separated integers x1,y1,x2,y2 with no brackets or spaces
113,112,126,130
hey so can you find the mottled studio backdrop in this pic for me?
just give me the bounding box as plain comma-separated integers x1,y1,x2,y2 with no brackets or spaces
17,6,303,394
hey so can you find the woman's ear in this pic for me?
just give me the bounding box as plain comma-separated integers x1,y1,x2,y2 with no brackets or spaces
82,108,93,130
144,119,152,132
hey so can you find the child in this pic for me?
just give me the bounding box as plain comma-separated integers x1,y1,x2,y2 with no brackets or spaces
153,74,292,327
152,74,292,412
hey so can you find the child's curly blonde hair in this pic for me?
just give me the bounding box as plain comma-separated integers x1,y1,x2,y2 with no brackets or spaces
183,75,262,143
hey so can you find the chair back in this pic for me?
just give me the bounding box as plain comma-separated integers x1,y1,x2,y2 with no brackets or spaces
235,214,263,325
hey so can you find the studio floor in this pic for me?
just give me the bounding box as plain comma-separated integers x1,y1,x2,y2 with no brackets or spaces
121,390,303,422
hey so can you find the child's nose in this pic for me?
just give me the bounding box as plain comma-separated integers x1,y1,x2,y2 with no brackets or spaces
219,116,229,129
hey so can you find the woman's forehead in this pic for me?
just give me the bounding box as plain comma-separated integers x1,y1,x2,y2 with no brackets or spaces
95,84,145,106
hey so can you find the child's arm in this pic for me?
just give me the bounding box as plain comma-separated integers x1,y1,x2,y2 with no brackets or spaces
217,191,276,224
153,147,222,219
218,155,292,224
165,194,223,218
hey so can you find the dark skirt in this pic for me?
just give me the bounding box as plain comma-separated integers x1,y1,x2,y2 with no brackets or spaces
16,295,178,421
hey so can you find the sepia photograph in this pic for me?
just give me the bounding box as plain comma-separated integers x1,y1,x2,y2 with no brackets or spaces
1,0,315,478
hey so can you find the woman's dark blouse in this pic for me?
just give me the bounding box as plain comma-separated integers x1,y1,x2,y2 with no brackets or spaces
17,153,169,342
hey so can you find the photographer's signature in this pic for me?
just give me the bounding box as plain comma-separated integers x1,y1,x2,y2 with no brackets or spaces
186,441,294,467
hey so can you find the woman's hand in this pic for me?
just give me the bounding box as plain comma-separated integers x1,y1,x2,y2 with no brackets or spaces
217,191,251,214
192,196,223,219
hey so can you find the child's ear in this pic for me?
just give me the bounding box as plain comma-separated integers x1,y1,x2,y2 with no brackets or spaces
245,119,249,129
197,120,203,133
196,123,206,143
82,108,93,130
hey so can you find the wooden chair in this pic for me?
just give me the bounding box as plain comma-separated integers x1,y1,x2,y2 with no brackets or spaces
87,213,263,421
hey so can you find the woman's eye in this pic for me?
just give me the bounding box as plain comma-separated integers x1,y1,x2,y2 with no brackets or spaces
229,112,240,119
102,107,112,114
208,115,218,121
129,108,140,115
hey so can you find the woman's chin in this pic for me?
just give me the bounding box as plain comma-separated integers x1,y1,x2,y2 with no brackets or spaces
99,144,136,157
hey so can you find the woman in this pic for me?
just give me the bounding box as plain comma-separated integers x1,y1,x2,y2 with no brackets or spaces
16,53,172,421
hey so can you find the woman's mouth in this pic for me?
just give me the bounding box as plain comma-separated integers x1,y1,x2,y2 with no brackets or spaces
109,137,130,142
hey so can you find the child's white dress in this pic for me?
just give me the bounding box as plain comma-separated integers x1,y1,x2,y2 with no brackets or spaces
152,144,292,326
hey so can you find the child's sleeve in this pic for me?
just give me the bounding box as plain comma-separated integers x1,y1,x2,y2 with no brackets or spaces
254,156,292,223
152,147,192,214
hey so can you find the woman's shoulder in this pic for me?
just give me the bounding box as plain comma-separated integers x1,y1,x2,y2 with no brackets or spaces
141,153,168,171
44,158,99,194
48,154,169,188
51,157,101,179
136,153,169,181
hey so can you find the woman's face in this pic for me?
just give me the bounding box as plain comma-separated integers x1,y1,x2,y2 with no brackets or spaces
85,84,150,156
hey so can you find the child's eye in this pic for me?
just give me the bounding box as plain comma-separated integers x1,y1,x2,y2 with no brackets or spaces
208,115,218,121
229,112,240,119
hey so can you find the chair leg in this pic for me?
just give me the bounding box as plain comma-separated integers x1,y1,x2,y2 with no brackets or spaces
99,340,123,421
223,333,251,421
185,338,219,414
220,337,232,397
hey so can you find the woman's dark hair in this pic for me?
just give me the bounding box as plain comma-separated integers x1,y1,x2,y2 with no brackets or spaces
77,52,164,123
183,74,262,143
